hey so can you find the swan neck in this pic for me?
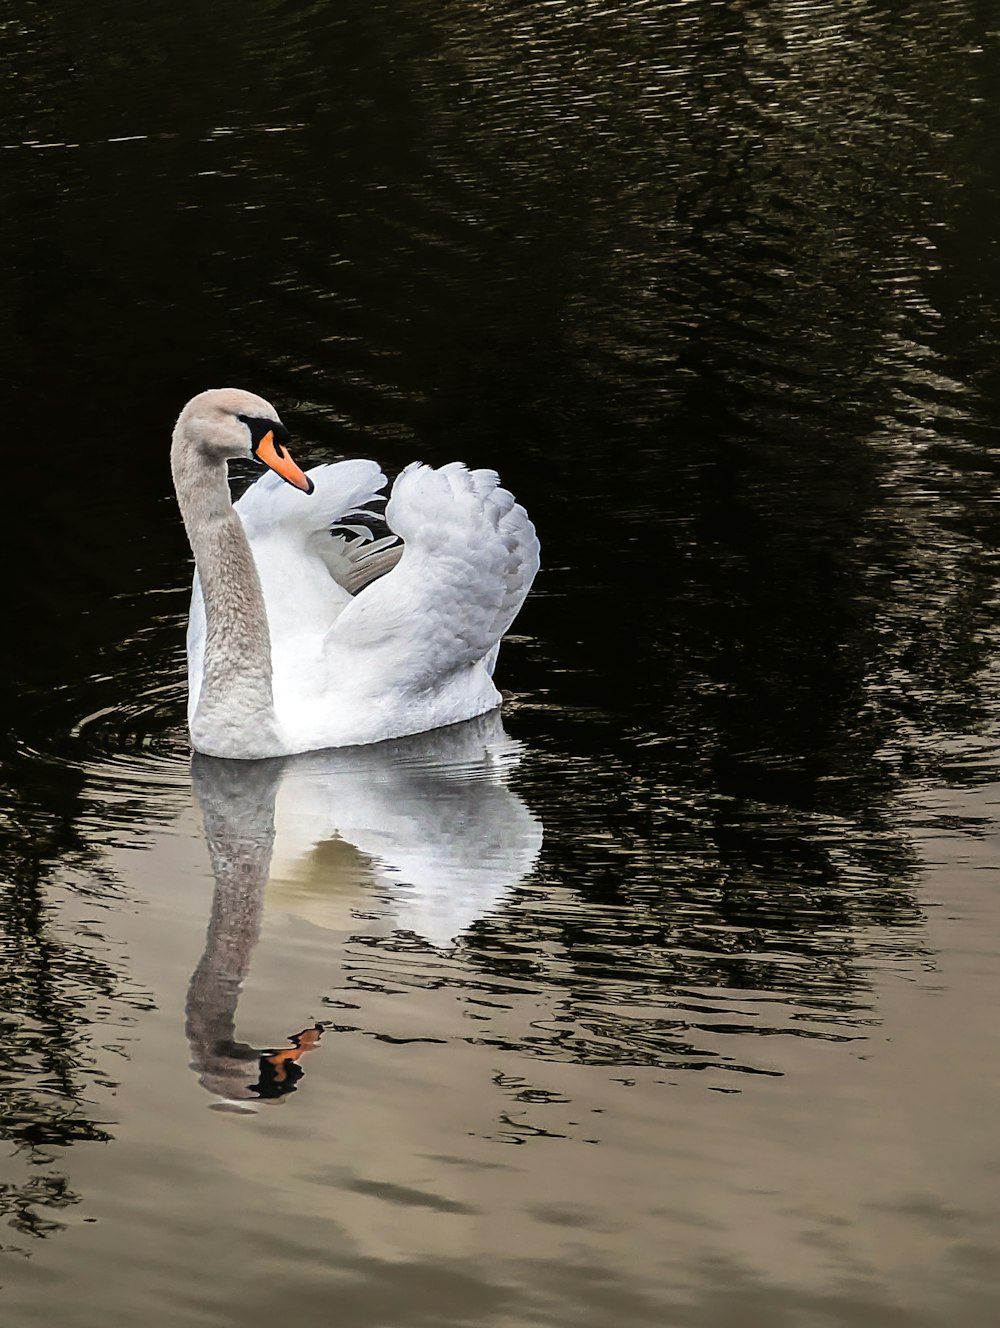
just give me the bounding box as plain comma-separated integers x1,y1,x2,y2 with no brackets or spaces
172,431,279,757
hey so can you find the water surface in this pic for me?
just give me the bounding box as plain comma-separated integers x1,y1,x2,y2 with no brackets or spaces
2,2,1000,1324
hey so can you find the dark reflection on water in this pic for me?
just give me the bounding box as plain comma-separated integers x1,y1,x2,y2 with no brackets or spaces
1,0,1000,1320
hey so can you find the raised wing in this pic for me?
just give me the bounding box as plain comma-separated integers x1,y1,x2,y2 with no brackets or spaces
325,462,539,691
236,460,387,534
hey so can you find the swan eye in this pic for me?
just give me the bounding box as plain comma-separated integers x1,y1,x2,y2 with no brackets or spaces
238,413,314,493
237,413,290,457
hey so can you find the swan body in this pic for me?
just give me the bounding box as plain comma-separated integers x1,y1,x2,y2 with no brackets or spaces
172,389,539,759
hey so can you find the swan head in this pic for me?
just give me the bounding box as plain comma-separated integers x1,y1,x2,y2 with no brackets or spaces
174,388,314,494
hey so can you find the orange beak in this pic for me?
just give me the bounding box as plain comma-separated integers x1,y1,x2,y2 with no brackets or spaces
255,430,314,494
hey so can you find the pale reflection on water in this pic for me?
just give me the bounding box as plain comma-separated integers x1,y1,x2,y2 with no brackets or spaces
186,715,541,1107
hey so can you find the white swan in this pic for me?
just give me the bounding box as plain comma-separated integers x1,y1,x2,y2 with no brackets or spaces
171,388,540,759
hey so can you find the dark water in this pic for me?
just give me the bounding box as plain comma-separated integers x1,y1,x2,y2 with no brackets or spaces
3,2,1000,1324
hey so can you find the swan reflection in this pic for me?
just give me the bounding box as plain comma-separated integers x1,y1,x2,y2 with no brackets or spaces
185,713,542,1108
